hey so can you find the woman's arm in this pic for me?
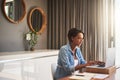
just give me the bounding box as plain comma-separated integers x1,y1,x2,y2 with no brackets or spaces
75,61,96,71
59,47,75,72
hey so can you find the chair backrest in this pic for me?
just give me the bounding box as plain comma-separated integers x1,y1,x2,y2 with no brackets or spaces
51,63,57,80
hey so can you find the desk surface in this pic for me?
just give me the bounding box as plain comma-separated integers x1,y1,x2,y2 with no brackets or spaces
59,68,120,80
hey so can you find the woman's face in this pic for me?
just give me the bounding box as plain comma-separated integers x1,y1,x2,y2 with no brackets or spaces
72,33,84,47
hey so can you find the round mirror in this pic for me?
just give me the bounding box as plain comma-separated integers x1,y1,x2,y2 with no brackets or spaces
28,7,46,34
3,0,26,23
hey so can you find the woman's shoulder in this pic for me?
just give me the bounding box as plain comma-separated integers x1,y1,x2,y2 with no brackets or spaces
61,43,72,49
60,45,68,50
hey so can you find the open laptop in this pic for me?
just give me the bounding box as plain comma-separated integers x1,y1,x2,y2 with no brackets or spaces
86,48,115,68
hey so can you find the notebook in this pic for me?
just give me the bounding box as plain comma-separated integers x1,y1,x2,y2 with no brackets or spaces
86,48,115,68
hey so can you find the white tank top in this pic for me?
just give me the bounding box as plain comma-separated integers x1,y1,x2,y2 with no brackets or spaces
74,59,78,67
73,59,79,74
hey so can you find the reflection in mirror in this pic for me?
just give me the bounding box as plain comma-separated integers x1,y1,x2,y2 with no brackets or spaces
31,9,42,32
3,0,26,23
28,7,46,34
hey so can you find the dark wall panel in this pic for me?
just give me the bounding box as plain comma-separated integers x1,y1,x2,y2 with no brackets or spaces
0,0,47,52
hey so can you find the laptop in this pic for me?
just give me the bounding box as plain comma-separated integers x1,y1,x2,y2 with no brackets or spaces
86,48,115,69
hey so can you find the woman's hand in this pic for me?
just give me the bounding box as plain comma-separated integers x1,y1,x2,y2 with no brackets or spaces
86,61,96,66
95,61,105,67
86,61,105,67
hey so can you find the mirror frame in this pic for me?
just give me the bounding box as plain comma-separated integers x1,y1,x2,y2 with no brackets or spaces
28,7,46,35
3,0,26,24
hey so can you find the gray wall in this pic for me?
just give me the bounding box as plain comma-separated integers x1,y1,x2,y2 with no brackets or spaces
0,0,47,52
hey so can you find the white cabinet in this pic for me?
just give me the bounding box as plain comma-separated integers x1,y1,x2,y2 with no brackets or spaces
0,50,58,80
22,56,57,80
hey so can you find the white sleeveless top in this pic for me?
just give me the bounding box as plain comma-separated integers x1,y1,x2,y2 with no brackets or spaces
74,59,79,74
74,59,78,67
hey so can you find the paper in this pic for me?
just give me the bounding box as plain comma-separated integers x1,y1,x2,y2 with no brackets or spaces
69,75,86,80
69,72,95,80
92,74,109,79
69,72,109,80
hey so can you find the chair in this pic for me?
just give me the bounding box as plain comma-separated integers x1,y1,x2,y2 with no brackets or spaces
51,63,57,80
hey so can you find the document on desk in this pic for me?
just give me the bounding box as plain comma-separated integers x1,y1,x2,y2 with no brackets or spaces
92,74,109,79
69,75,86,80
69,72,109,80
69,72,95,80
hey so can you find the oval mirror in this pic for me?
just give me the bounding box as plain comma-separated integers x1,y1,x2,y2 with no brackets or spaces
28,7,46,34
3,0,26,23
